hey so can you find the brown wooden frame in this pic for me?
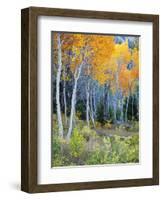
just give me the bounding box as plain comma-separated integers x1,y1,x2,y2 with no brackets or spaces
21,6,159,193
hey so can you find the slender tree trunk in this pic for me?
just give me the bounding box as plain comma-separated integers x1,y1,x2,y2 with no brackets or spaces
119,90,123,122
131,95,134,121
104,83,108,121
102,86,105,119
90,89,95,127
93,87,97,120
136,92,139,120
86,80,90,127
107,90,110,120
125,96,129,122
113,67,120,123
63,69,67,126
113,100,117,123
56,33,64,137
73,98,76,126
120,97,124,122
67,62,83,140
115,62,122,123
112,91,118,123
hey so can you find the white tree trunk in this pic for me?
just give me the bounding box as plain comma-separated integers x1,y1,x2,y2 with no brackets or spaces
90,89,95,127
73,98,76,126
120,97,124,122
93,87,97,119
63,69,67,126
86,81,90,127
56,33,64,137
67,62,83,140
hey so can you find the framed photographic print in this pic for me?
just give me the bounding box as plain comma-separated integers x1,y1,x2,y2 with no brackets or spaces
21,7,159,193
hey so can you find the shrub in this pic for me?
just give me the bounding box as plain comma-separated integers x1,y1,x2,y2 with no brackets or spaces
52,155,65,167
110,135,139,163
126,134,139,145
103,121,112,129
86,137,112,165
102,137,112,150
52,135,62,156
125,135,139,162
52,135,71,167
80,126,97,141
70,128,86,158
52,128,139,166
52,135,64,166
95,121,102,128
128,121,139,132
86,148,104,165
126,144,139,162
86,134,139,165
76,111,82,119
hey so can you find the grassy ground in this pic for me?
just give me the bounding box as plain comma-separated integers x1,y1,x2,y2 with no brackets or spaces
52,118,139,167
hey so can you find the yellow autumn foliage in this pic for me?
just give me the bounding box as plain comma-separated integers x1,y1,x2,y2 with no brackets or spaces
53,32,139,96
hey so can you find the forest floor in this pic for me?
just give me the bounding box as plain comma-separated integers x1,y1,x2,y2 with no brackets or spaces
52,118,139,167
94,128,138,137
